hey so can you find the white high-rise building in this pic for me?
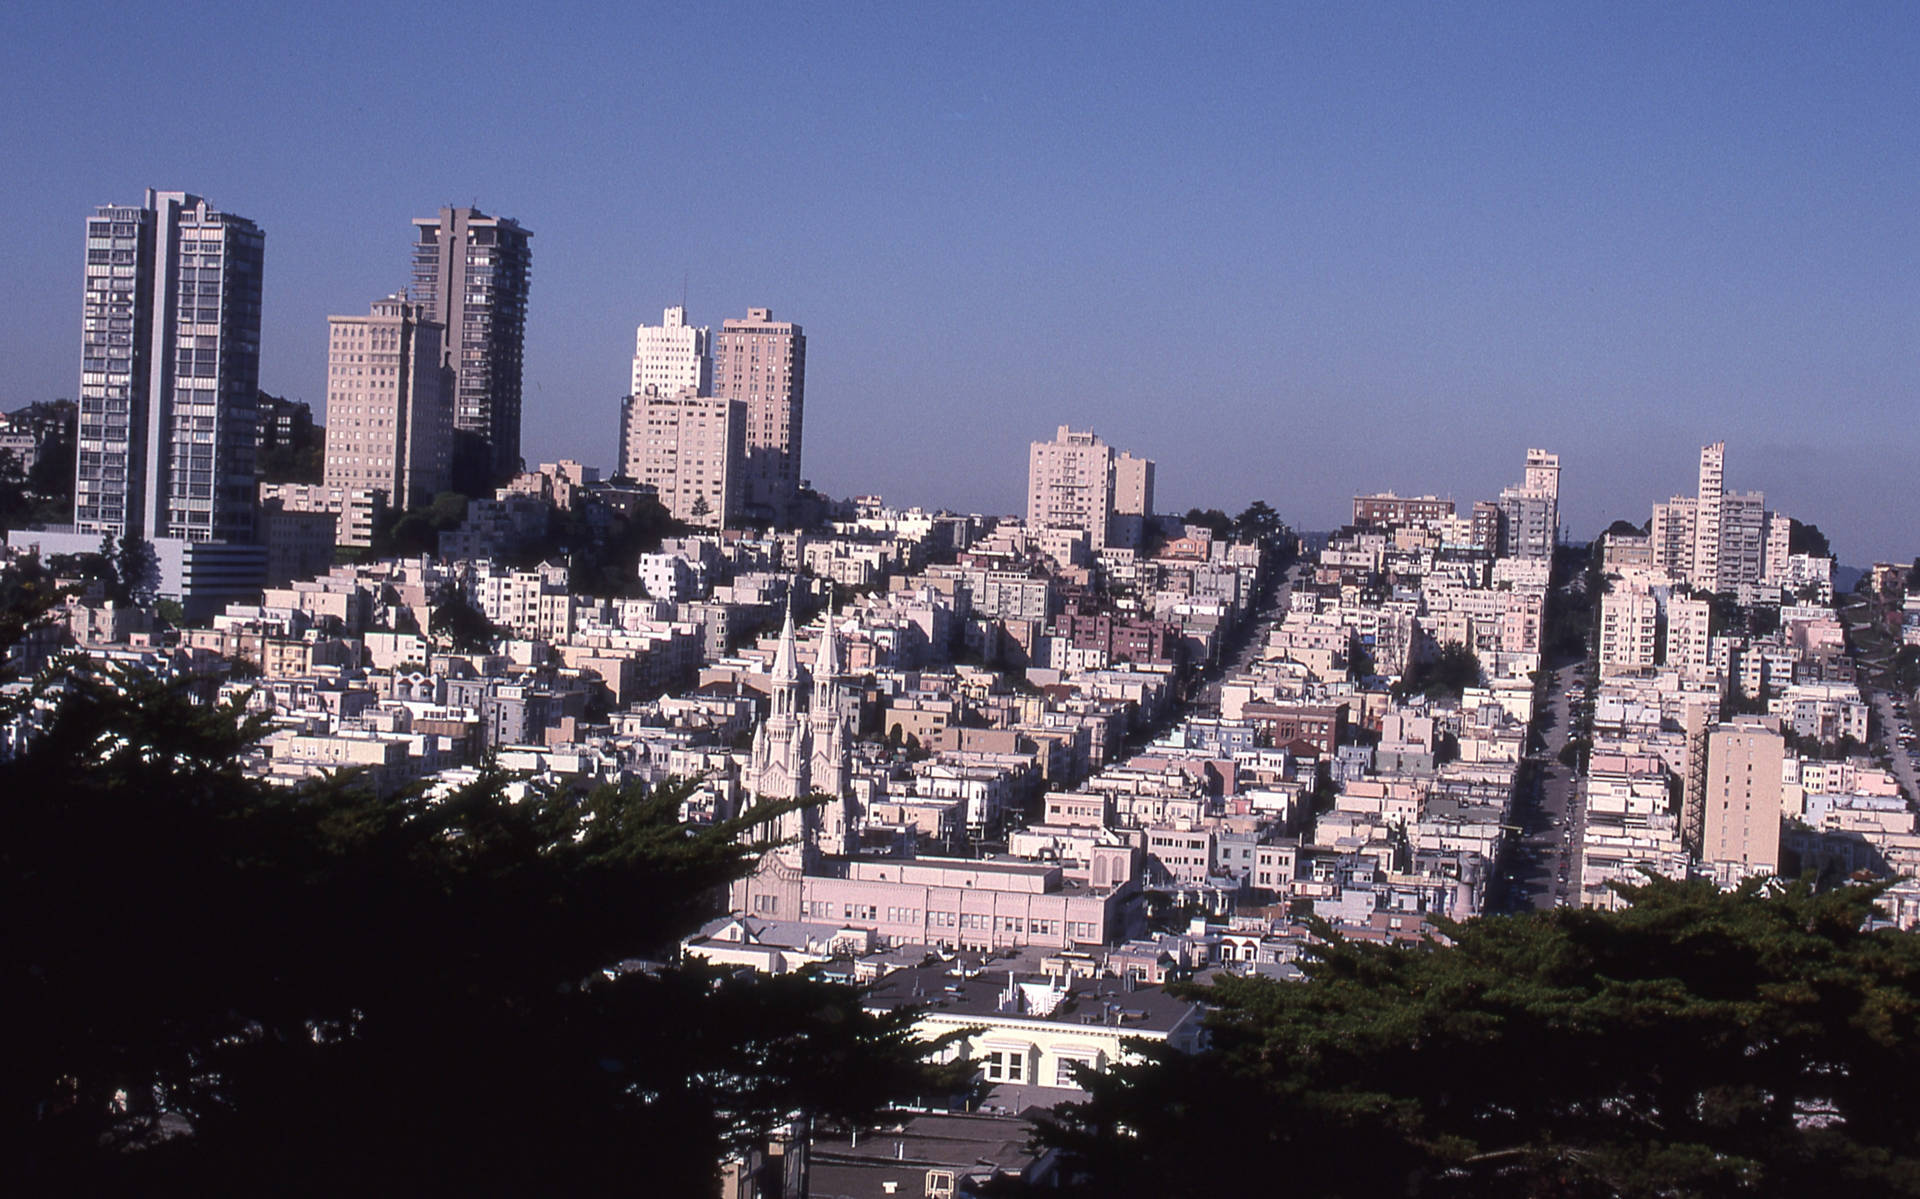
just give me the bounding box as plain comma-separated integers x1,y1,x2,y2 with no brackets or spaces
1718,491,1768,595
1691,441,1725,592
1666,595,1714,684
1523,447,1561,501
75,190,264,546
630,305,710,399
1026,426,1155,551
1497,448,1560,560
1598,589,1659,676
1651,496,1697,579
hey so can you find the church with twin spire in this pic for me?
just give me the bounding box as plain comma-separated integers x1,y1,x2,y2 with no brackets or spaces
730,593,856,915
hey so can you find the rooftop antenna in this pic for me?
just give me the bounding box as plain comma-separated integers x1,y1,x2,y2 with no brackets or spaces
681,269,689,312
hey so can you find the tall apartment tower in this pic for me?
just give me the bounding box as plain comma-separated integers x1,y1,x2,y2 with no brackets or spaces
631,306,710,398
710,308,805,525
1665,595,1714,685
75,190,264,545
1029,426,1112,546
1524,448,1561,502
323,296,452,510
1111,451,1156,549
1651,496,1698,579
620,388,745,528
1597,589,1659,677
1700,715,1784,880
410,207,532,487
1026,426,1155,551
1717,491,1768,594
1691,441,1725,592
1497,448,1560,560
1762,514,1793,588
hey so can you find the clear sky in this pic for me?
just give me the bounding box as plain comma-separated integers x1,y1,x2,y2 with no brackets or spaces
3,1,1914,561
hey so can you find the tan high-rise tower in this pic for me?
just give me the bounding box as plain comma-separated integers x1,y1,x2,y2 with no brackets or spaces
618,387,744,528
323,296,451,510
711,307,804,526
1701,714,1784,879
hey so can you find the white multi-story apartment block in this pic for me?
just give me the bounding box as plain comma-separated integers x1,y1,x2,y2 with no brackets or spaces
1026,426,1155,551
1762,514,1793,587
630,305,710,399
1651,495,1697,579
1717,491,1767,596
1497,448,1559,560
1691,440,1725,591
75,190,264,547
258,483,386,549
1665,595,1714,685
1598,589,1660,676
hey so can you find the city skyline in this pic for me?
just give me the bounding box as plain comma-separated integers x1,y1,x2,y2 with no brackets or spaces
2,3,1914,560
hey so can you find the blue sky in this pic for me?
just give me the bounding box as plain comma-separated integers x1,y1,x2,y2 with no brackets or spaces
3,2,1915,560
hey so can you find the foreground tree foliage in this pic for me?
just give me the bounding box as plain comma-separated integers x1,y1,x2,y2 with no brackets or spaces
1049,877,1920,1198
3,668,958,1194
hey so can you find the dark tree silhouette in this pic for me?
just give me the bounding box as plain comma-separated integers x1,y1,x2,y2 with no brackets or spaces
1048,876,1920,1198
2,663,962,1193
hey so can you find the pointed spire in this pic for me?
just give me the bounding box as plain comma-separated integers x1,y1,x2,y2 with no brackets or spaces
771,582,799,684
817,607,841,685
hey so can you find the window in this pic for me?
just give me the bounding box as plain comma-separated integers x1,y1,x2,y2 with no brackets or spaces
984,1049,1026,1083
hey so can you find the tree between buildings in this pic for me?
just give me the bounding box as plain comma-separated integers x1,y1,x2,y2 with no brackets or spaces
1391,643,1481,703
427,587,500,652
1046,876,1920,1198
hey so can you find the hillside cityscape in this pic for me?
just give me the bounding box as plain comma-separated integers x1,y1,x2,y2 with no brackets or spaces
9,0,1920,1192
4,182,1920,1196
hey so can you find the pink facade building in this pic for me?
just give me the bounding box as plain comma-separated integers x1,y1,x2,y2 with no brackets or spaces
734,854,1138,952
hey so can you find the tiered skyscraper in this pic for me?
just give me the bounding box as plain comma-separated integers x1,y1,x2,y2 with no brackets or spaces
410,207,532,488
629,305,709,398
75,190,264,545
711,307,806,525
